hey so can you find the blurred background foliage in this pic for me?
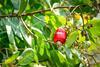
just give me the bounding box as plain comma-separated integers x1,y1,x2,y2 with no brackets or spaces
0,0,100,67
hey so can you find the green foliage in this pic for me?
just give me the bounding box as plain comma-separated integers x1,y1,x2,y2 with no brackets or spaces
89,19,100,36
18,0,27,15
17,48,34,65
0,0,100,67
65,31,78,48
4,51,19,64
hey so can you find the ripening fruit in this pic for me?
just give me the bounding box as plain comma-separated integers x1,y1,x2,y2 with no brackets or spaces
53,28,67,46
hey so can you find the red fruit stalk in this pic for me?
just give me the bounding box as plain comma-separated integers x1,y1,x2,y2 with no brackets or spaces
53,28,67,46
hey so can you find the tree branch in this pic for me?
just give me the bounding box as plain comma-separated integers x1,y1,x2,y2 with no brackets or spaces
0,6,76,18
79,6,85,30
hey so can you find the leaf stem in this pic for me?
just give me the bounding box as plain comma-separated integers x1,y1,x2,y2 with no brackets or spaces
20,17,33,34
19,17,36,38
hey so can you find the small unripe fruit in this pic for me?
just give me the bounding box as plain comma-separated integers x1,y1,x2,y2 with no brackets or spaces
53,28,67,45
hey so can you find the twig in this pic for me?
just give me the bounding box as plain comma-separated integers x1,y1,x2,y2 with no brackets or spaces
65,5,80,26
79,7,85,30
5,48,8,58
0,6,76,18
70,5,80,15
91,55,97,63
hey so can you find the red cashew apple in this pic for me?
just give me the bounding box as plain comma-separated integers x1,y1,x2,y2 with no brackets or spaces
53,27,67,47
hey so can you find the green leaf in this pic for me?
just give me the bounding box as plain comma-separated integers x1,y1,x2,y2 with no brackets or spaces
65,48,73,59
52,3,60,15
49,15,62,29
4,51,19,64
66,31,78,48
18,0,27,15
19,19,32,46
53,15,62,27
89,19,100,36
3,18,18,51
5,24,15,44
57,51,66,63
31,26,45,42
31,26,46,56
33,48,38,63
39,40,45,56
46,47,51,59
46,0,51,8
18,48,34,65
31,27,43,36
43,25,51,39
87,30,96,43
32,15,45,29
87,19,100,43
71,49,81,64
11,0,21,10
50,50,61,67
49,16,57,29
10,18,23,40
69,0,92,5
